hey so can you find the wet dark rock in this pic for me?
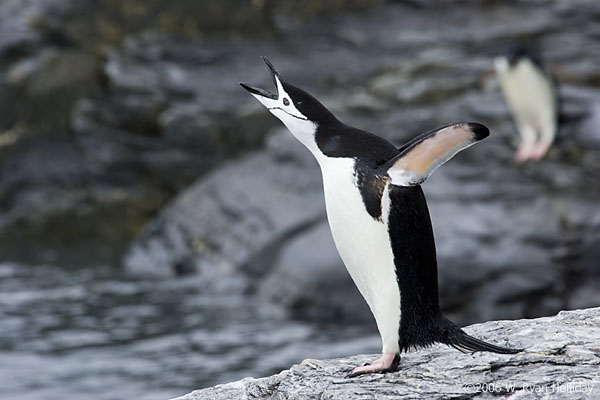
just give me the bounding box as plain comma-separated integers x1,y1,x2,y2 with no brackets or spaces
123,130,324,280
0,0,72,57
71,33,281,194
59,0,382,43
0,136,88,228
174,307,600,400
8,50,97,97
0,0,98,133
257,222,372,323
0,0,383,268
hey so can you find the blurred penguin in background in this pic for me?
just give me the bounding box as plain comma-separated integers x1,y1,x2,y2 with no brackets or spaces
494,46,558,162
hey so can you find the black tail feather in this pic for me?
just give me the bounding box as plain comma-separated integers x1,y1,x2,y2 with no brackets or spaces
440,317,523,354
447,330,523,354
399,314,523,355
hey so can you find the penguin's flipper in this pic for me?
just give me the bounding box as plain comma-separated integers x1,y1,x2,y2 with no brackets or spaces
385,123,489,186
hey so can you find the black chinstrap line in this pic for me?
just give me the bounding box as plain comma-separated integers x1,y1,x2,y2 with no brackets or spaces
268,106,308,120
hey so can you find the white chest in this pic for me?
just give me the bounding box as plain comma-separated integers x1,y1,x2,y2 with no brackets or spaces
317,157,401,352
497,60,557,131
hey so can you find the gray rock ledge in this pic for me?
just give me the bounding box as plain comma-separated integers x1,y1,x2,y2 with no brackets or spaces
173,307,600,399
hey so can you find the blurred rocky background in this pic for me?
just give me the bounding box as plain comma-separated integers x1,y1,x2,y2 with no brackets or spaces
0,0,599,399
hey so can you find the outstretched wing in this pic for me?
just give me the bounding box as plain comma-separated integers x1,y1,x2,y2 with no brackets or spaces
385,122,489,186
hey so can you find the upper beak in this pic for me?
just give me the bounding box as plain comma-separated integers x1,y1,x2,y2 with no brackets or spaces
240,56,281,99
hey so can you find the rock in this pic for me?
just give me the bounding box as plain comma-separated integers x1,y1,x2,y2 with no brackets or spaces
0,136,87,227
173,307,600,400
61,0,383,42
0,0,72,56
0,0,384,267
8,49,97,97
257,221,371,323
123,130,325,279
0,0,98,133
71,32,279,194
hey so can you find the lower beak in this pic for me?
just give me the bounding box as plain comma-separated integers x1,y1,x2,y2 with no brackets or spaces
239,82,277,99
240,57,281,99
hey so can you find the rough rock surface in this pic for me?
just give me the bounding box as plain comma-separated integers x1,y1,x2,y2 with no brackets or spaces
174,307,600,400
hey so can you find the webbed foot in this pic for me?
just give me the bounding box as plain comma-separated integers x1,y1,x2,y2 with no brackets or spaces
347,352,400,378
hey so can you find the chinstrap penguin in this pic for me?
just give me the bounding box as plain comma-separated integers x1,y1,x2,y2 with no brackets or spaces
241,57,521,377
494,46,558,162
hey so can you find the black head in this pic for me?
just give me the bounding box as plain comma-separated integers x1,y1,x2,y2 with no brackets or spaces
280,81,338,125
503,45,543,68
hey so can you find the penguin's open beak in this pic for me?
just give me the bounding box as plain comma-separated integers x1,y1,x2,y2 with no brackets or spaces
240,57,280,100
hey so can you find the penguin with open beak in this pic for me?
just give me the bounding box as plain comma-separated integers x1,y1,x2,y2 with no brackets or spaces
241,57,521,377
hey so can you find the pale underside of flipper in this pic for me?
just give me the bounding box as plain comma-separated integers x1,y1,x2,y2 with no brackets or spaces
384,122,489,186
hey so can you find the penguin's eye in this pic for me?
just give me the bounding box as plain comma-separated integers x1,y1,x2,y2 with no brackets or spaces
283,98,290,106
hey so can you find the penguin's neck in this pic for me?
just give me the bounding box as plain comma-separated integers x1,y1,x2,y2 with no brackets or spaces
281,118,324,161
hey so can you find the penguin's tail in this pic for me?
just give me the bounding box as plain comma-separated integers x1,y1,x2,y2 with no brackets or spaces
440,317,523,354
446,330,522,354
399,314,523,354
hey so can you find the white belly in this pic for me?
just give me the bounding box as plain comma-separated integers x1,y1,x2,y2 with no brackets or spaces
318,157,400,353
498,60,557,143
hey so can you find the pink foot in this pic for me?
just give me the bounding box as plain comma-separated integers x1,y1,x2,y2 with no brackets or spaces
347,352,400,377
515,143,535,163
529,141,552,160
